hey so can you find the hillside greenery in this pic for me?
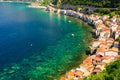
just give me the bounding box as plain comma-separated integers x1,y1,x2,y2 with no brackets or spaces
59,0,120,8
116,37,120,42
53,0,120,17
84,59,120,80
93,8,120,17
1,0,120,8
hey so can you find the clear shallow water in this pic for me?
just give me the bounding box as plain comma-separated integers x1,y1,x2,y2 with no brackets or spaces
0,2,92,80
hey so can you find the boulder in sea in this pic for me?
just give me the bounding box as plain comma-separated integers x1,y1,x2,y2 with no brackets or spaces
8,70,14,74
71,34,75,37
68,20,71,23
11,64,20,70
3,68,8,71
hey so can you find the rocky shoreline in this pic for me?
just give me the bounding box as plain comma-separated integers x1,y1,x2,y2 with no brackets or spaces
45,6,120,80
28,3,46,8
28,5,46,8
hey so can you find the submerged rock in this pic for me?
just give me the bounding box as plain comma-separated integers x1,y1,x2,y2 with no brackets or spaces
68,20,71,23
71,34,75,37
8,70,14,74
3,68,8,72
47,75,53,79
36,66,42,71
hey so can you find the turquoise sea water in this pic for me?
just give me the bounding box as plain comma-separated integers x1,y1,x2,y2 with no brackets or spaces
0,2,92,80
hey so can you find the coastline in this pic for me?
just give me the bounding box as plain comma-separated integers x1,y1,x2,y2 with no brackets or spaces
0,3,93,80
45,6,120,80
0,1,46,9
28,5,46,9
0,2,119,79
28,2,46,9
0,1,31,3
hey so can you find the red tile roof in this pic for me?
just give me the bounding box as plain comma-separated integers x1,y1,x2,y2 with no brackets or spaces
102,27,110,31
75,71,83,76
60,77,66,80
97,48,106,52
83,57,92,63
67,71,75,76
109,47,119,52
96,54,103,58
98,40,106,44
117,26,120,30
93,68,102,73
95,57,101,61
78,78,83,80
102,56,113,60
99,43,108,48
87,66,94,71
114,41,119,44
106,38,114,42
